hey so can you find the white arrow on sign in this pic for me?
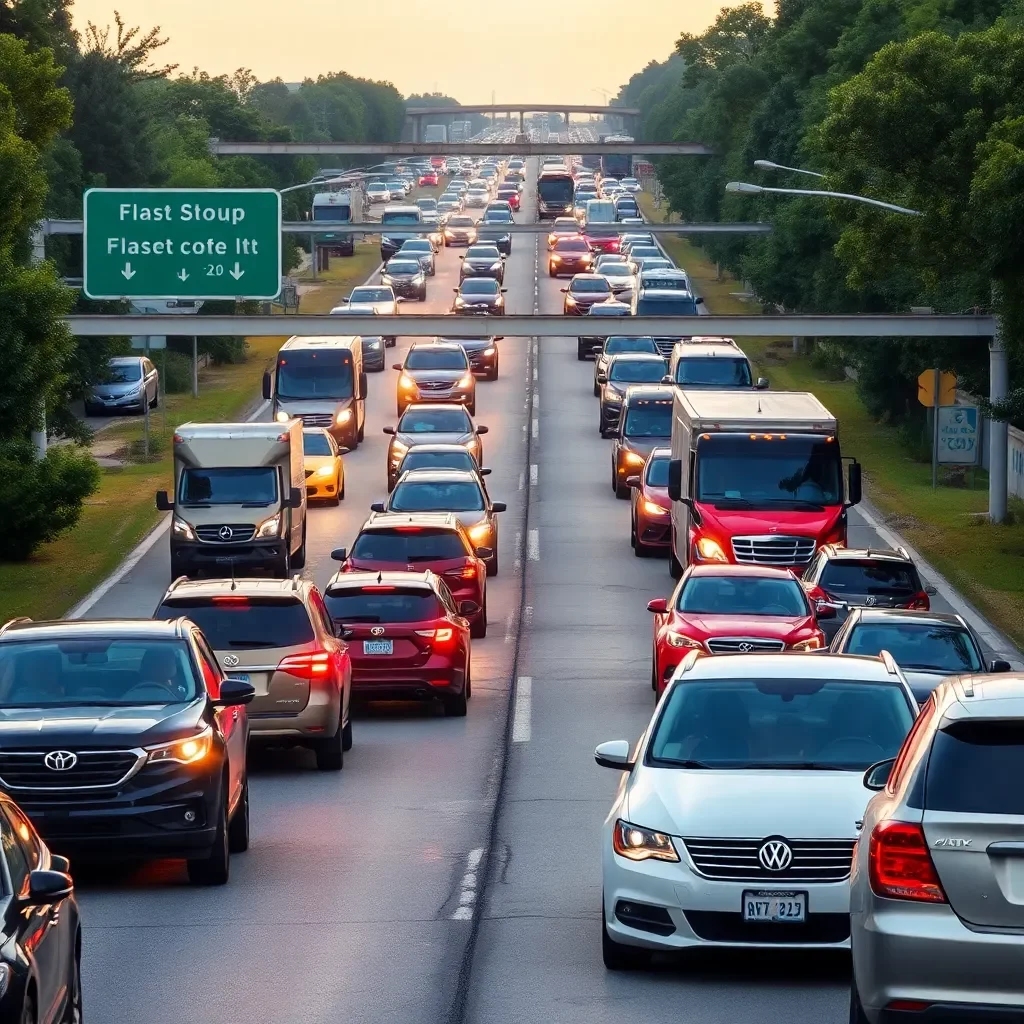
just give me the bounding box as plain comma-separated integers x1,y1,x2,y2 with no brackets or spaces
177,269,189,282
121,262,136,280
229,262,245,280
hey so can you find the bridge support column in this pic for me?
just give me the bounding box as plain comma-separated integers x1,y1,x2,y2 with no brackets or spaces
519,111,524,131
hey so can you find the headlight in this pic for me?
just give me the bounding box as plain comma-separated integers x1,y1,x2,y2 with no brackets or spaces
381,276,393,285
565,295,577,305
172,515,195,541
336,408,353,424
622,451,645,467
695,536,728,562
146,725,213,766
365,339,381,348
390,440,409,459
457,374,473,389
315,464,335,477
603,389,622,404
612,819,679,862
255,512,282,538
468,522,491,542
792,635,824,651
641,499,668,517
666,631,702,649
483,346,496,356
490,262,502,271
399,375,417,390
275,410,290,423
551,254,561,262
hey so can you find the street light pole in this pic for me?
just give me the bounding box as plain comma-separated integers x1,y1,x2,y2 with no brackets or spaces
725,181,922,216
753,159,824,179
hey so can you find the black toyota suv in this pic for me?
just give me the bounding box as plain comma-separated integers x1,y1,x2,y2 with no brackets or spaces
0,617,255,885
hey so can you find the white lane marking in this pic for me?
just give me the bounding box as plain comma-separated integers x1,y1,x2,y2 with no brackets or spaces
504,611,515,643
530,463,538,486
528,529,540,561
518,471,525,491
533,365,538,381
451,847,486,920
524,605,533,628
514,529,522,571
532,418,539,439
512,676,532,743
533,393,539,410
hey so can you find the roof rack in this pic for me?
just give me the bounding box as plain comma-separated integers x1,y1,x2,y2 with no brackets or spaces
165,576,189,592
0,617,32,635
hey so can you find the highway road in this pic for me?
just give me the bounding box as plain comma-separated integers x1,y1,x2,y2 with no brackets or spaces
72,166,1014,1023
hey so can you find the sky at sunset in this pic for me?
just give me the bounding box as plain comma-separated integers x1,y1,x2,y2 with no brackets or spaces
68,0,733,102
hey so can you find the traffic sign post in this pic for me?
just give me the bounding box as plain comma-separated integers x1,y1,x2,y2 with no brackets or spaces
83,188,282,300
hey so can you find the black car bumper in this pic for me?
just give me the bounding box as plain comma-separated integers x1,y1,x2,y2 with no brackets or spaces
388,281,425,298
460,268,503,282
172,540,285,574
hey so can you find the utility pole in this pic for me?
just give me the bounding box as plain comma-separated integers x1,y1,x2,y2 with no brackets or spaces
989,284,1009,522
28,224,47,458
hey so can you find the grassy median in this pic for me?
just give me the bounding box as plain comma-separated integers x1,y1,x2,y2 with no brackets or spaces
640,195,1024,648
0,242,380,625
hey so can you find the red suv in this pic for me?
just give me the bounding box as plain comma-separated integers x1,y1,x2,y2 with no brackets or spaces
418,172,439,186
626,446,671,557
323,570,474,716
647,564,826,695
331,512,489,637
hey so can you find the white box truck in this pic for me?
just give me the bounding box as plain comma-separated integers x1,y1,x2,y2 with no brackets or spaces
157,420,307,579
666,390,861,577
312,188,364,257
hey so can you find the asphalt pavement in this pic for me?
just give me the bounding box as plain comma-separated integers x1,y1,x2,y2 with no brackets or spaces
69,166,1017,1024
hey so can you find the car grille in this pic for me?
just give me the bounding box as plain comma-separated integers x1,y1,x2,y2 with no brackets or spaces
653,338,679,356
0,750,143,790
682,837,856,882
195,524,257,543
683,911,849,945
297,413,334,428
706,637,787,654
732,535,816,566
418,380,454,392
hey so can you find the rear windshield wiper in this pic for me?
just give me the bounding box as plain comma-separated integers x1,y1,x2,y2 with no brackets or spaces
226,639,278,648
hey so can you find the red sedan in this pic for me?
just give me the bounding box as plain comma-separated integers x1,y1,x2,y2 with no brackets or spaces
627,447,671,556
323,570,474,717
647,564,826,696
418,172,439,187
583,227,621,255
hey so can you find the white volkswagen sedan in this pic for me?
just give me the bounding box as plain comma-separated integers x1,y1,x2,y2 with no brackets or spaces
597,651,917,968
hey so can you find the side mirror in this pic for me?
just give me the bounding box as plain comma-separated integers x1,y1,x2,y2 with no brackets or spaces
215,678,255,708
560,287,568,293
475,546,493,559
501,288,508,293
262,370,272,400
693,296,704,304
370,501,386,513
863,757,895,792
393,363,403,371
847,461,863,506
155,490,174,512
479,467,492,476
661,374,673,385
286,487,303,509
647,597,668,613
338,447,351,456
815,600,838,620
476,425,489,435
49,855,71,874
594,740,634,771
330,547,347,561
27,869,74,904
459,600,480,617
453,287,459,293
925,585,937,596
667,459,682,503
991,659,1012,672
756,377,770,389
625,475,641,489
383,426,396,435
459,255,465,259
491,501,507,513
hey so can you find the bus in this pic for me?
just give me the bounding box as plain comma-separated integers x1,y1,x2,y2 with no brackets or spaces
600,134,634,179
536,170,575,219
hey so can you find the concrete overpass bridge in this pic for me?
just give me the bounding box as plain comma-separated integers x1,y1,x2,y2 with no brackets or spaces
404,103,640,139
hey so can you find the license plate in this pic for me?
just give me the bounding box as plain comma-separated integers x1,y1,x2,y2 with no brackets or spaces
742,890,807,923
227,673,251,684
362,640,393,655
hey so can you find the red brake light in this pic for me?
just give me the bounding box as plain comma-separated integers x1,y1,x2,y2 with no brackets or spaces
444,564,477,580
868,821,946,903
394,526,423,533
360,586,396,592
906,591,930,610
277,651,334,680
211,596,251,605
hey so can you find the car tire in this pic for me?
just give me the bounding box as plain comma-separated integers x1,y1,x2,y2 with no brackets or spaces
291,524,307,571
487,361,499,382
187,796,230,885
470,597,487,639
274,547,291,579
61,940,83,1024
602,912,649,971
593,380,600,397
464,661,472,699
227,777,250,853
151,389,159,410
650,652,658,691
357,420,365,443
849,986,870,1024
630,517,637,549
315,720,344,771
342,716,353,752
443,687,468,717
578,341,587,361
338,471,346,501
170,554,189,581
669,545,684,580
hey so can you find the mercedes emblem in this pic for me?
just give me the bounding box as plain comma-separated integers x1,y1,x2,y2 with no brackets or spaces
223,654,240,668
218,525,234,541
43,750,78,772
758,839,794,872
370,626,385,637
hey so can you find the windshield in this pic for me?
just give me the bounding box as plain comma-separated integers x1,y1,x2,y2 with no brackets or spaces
624,401,672,438
406,348,468,370
401,451,475,473
696,436,842,508
385,261,420,275
0,639,200,708
642,274,688,289
586,202,616,222
382,212,420,225
678,576,808,616
602,265,633,278
351,287,393,303
466,246,500,260
461,279,499,295
538,177,574,203
398,408,473,433
401,240,432,251
449,217,474,227
675,356,753,387
555,239,588,253
609,360,667,383
350,528,468,562
277,350,354,400
820,561,921,595
303,432,333,456
414,201,436,212
109,361,142,382
179,467,277,506
323,588,441,624
572,279,612,294
646,457,670,486
605,337,655,355
648,678,913,769
390,479,485,512
156,598,315,649
636,295,698,316
313,205,349,221
845,622,982,671
483,212,512,223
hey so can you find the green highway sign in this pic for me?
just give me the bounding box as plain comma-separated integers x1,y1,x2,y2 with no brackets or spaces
83,188,282,300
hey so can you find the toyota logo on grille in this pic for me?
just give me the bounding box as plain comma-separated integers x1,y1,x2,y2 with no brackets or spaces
370,627,385,636
758,839,793,871
223,654,240,667
43,750,78,772
738,642,754,652
218,526,234,541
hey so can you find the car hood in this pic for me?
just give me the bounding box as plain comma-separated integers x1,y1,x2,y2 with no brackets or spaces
464,258,501,269
621,437,669,457
901,668,960,703
0,700,206,748
627,766,870,840
642,485,670,510
93,381,140,397
397,430,476,448
695,504,844,540
406,369,466,383
457,295,500,306
669,611,813,639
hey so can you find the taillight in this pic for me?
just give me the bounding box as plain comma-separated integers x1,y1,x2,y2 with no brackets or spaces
444,564,476,580
868,821,946,903
277,650,334,680
906,591,930,610
414,625,456,652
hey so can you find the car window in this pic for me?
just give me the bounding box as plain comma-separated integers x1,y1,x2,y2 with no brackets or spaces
390,479,485,512
401,451,475,473
303,431,334,456
648,678,914,770
674,357,753,387
156,598,315,650
192,633,223,699
572,279,612,293
609,360,667,383
606,337,657,355
924,720,1024,813
386,261,420,274
677,576,808,616
623,400,672,438
846,622,982,672
820,560,921,594
646,457,670,486
397,408,473,433
350,528,469,562
0,810,30,895
406,348,469,370
324,587,441,623
308,589,334,637
436,580,459,617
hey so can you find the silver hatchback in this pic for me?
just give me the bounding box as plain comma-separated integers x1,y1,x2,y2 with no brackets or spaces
851,672,1024,1022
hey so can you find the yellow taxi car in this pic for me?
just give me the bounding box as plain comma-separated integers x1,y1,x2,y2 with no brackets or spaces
303,428,346,505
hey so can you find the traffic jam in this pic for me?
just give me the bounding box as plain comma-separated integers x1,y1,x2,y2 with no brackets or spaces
0,131,1021,1024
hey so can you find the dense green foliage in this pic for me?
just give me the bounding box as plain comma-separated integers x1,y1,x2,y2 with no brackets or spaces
618,0,1024,425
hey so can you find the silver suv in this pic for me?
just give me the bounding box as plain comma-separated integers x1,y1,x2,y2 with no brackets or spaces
851,672,1024,1022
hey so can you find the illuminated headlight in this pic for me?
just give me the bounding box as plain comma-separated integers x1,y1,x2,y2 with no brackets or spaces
565,295,577,305
255,512,282,538
695,536,728,562
490,262,502,271
612,819,679,862
666,631,702,649
399,374,417,390
172,515,196,541
457,374,474,389
390,440,409,460
381,276,394,285
550,255,561,262
622,451,645,467
336,408,353,424
468,522,491,543
641,499,668,517
315,464,335,478
483,346,496,356
603,388,622,404
792,635,824,651
146,725,213,766
275,410,290,423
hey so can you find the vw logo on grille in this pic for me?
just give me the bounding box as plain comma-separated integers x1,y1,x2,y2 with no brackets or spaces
223,654,240,667
218,526,234,541
370,627,385,636
738,642,754,652
758,839,793,871
43,750,78,772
